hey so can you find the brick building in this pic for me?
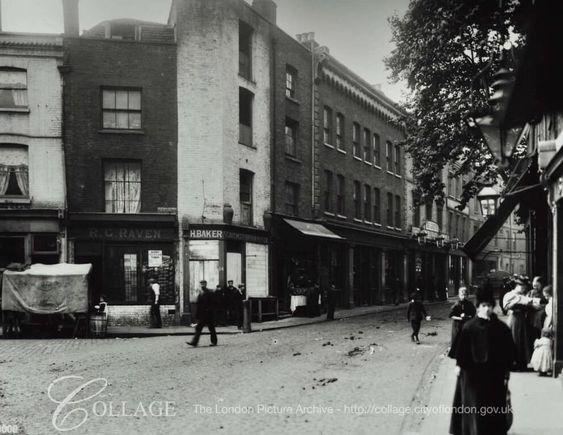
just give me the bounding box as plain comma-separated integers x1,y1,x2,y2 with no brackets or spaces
0,32,66,268
62,2,178,326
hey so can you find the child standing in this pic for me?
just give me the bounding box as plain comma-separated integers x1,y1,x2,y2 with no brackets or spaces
407,293,428,344
529,328,553,376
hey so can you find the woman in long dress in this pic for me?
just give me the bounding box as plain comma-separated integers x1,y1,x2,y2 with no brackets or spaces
450,287,515,435
503,279,535,370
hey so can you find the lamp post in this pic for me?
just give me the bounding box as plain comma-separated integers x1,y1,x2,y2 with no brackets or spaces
477,186,500,217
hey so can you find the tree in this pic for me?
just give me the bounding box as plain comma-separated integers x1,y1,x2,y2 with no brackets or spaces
386,0,529,207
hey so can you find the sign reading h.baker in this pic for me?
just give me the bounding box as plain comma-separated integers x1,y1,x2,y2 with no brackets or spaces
189,227,268,244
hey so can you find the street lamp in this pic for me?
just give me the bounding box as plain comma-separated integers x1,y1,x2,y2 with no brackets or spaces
477,186,500,217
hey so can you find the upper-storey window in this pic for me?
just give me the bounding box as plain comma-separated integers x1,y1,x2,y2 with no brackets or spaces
102,88,142,130
336,113,345,151
352,122,360,157
394,145,401,175
286,65,297,99
0,144,29,198
239,21,253,80
285,118,298,157
373,133,381,166
104,160,141,213
386,141,393,172
323,106,333,145
0,68,28,110
240,169,254,225
363,128,371,162
239,88,254,146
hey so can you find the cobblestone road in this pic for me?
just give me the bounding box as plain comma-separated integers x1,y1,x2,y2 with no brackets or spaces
0,303,453,435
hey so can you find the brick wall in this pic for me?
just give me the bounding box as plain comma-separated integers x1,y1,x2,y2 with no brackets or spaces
107,305,176,327
63,37,177,213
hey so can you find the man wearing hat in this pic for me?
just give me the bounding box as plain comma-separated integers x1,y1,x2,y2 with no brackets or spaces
449,287,515,435
148,278,162,328
187,280,218,347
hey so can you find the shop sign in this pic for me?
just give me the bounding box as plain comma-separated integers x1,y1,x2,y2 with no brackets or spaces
189,227,268,244
422,221,440,237
70,227,176,241
148,250,163,267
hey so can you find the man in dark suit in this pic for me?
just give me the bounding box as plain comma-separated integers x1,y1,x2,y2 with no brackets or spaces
187,280,217,347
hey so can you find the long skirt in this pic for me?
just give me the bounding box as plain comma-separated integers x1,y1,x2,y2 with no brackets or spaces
507,310,533,370
449,365,510,435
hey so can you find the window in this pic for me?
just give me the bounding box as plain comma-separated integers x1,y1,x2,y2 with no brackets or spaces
461,217,466,241
513,231,517,250
394,145,401,175
413,192,420,227
363,128,371,162
437,204,443,230
448,172,454,197
323,106,333,145
285,182,299,216
336,175,345,215
425,202,433,221
506,230,510,250
285,65,297,98
352,122,360,157
373,133,381,166
386,141,393,171
455,214,460,238
109,22,137,40
364,185,371,221
353,181,361,219
395,195,401,227
336,113,345,150
0,145,29,198
324,170,333,213
239,88,253,146
285,118,298,156
386,193,393,227
457,177,463,198
239,21,253,80
240,170,254,225
102,88,141,130
448,211,454,236
104,160,141,213
0,68,28,109
373,188,381,224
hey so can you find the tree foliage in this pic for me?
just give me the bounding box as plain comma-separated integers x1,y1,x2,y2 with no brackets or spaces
386,0,528,207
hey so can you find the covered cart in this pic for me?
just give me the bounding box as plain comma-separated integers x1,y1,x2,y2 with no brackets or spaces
1,263,92,337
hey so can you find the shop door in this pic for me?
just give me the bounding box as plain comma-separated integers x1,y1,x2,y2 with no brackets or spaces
105,245,143,304
226,252,242,286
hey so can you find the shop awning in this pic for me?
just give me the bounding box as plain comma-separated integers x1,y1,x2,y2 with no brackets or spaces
283,218,344,240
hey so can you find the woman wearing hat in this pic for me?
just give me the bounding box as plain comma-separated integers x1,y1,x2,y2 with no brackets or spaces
503,278,535,370
449,287,515,435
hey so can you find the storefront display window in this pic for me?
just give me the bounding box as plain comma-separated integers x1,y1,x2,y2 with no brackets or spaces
189,240,220,300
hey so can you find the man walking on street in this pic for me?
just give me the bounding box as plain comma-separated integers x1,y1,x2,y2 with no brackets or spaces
187,280,217,347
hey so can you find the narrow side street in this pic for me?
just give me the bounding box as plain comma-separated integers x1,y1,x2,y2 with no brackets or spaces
0,304,452,435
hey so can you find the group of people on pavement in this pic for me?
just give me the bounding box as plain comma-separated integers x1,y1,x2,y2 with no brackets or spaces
444,274,554,435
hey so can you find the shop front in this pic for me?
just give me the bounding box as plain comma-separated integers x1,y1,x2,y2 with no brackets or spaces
67,213,178,326
184,223,269,318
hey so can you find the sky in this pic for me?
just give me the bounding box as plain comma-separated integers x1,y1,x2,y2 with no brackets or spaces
0,0,410,102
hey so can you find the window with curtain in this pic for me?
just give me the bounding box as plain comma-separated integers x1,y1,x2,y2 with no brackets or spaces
102,88,141,129
104,160,141,213
0,68,28,109
0,144,29,198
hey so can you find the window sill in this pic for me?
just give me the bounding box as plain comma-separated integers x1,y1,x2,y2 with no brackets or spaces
323,143,335,149
285,155,302,164
336,214,347,220
285,95,300,105
238,73,256,85
239,142,257,149
364,161,373,166
337,148,347,155
386,226,394,230
386,170,394,175
0,107,30,113
374,165,382,170
323,211,335,217
353,156,363,162
353,218,363,223
0,197,31,204
98,129,145,135
364,220,373,225
395,174,402,179
373,222,382,227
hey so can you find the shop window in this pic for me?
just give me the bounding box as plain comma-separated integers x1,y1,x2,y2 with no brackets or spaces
386,141,393,172
336,113,345,150
353,181,361,219
373,133,381,166
285,181,299,216
0,144,29,198
363,184,371,221
102,87,142,130
386,192,393,227
336,175,345,215
239,88,253,146
245,243,268,298
104,160,141,213
239,21,253,80
394,145,401,175
31,234,59,264
324,170,333,213
395,195,401,227
285,65,297,98
189,240,220,302
352,122,360,157
373,188,381,224
240,169,254,225
0,67,28,110
363,128,371,162
323,106,333,145
285,117,298,157
0,236,25,268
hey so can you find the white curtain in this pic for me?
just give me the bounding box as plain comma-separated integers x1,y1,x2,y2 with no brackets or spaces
0,165,9,195
126,164,141,213
14,166,29,197
104,161,141,213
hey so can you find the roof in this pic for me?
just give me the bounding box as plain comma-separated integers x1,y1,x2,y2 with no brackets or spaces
82,18,175,44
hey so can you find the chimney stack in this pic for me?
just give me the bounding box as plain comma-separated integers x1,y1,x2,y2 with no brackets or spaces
62,0,79,37
252,0,277,24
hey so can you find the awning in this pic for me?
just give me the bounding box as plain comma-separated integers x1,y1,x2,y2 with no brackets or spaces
283,218,344,240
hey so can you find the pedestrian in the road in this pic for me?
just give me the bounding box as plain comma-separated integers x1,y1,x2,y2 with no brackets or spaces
503,278,535,370
449,287,515,435
187,280,218,347
448,287,476,348
529,328,553,376
407,293,427,344
148,278,162,328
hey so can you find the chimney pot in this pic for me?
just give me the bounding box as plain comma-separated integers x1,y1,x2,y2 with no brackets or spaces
62,0,79,37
